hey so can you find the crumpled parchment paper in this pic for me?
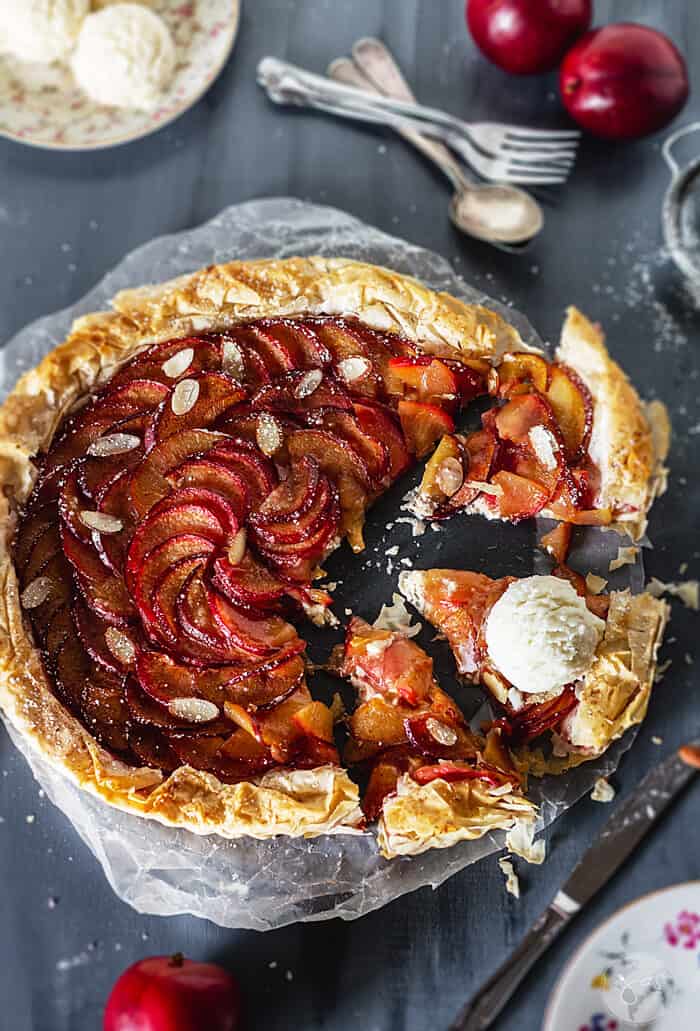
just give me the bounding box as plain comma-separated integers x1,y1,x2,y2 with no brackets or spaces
0,199,643,930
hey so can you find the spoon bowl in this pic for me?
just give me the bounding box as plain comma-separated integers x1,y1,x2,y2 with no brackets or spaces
449,182,544,246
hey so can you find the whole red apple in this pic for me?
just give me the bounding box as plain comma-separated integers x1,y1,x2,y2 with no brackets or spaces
560,24,689,139
466,0,592,75
103,954,241,1031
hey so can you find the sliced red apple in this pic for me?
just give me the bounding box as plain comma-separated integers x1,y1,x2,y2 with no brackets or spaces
496,352,550,396
353,401,411,481
148,373,246,445
386,355,458,401
128,428,227,519
545,363,593,461
491,470,550,520
207,584,298,657
398,400,454,458
127,722,180,770
109,337,221,389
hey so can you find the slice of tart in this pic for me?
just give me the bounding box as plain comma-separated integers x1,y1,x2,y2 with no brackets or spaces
333,616,537,858
399,568,669,773
415,307,670,542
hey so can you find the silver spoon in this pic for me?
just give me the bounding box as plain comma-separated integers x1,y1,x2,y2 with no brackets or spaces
328,39,543,250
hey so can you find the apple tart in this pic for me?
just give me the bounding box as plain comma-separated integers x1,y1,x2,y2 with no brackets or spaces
0,256,667,845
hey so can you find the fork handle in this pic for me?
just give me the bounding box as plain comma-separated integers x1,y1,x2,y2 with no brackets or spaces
327,58,470,191
449,906,570,1031
257,56,470,141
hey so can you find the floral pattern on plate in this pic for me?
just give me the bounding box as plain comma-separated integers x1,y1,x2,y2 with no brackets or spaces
0,0,240,150
544,882,700,1030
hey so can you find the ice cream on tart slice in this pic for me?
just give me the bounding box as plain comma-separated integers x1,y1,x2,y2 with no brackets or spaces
399,568,669,773
416,306,670,542
333,616,536,858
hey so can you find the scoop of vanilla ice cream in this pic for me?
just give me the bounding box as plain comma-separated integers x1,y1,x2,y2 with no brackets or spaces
485,575,604,696
0,0,89,63
71,4,175,110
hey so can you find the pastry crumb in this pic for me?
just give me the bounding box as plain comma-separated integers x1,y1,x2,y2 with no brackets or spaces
652,735,664,745
373,594,422,638
585,573,608,595
385,545,399,557
654,658,672,682
268,960,277,969
647,577,699,610
505,820,545,865
285,969,294,982
498,857,520,898
591,777,616,803
395,515,426,537
609,546,638,572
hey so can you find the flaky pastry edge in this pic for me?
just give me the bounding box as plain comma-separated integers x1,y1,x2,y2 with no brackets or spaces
377,773,537,859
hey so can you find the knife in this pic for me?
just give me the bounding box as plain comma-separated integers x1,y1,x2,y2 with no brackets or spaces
449,744,699,1031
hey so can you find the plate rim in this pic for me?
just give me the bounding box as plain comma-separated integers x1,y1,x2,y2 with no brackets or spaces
543,879,700,1031
0,0,241,153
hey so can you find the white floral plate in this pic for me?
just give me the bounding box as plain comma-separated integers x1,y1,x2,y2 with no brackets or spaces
544,883,700,1031
0,0,240,151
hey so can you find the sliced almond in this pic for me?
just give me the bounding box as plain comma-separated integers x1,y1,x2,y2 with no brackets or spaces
104,628,136,664
436,457,464,497
256,413,283,456
87,433,140,457
162,347,194,379
337,356,370,382
228,527,247,566
425,717,458,747
171,378,200,416
294,369,323,399
222,338,245,379
80,511,123,534
20,576,52,609
168,697,219,723
464,480,503,496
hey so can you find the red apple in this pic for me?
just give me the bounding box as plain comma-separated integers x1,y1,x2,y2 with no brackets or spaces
103,954,241,1031
560,24,689,139
466,0,592,75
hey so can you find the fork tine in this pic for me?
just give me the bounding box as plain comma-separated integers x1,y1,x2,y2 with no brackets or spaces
503,138,579,154
504,127,581,141
504,158,575,175
502,147,578,164
503,172,570,185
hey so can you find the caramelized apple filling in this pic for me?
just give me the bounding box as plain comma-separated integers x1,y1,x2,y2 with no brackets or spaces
334,617,523,821
419,352,610,525
14,317,487,781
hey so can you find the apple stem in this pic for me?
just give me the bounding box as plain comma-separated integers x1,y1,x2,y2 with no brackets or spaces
170,952,185,968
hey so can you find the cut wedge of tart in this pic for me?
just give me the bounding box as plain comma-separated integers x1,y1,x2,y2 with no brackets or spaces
399,568,669,774
332,616,537,858
415,307,670,542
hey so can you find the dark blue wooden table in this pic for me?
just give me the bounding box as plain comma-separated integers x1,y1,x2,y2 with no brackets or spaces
1,2,699,1029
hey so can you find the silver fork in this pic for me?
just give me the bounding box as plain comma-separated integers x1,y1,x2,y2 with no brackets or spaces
257,57,578,186
327,47,543,248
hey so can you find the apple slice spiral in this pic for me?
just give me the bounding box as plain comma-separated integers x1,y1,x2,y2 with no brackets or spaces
14,318,487,782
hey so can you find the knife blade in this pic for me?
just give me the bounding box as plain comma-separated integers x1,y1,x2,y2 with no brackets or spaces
449,745,699,1031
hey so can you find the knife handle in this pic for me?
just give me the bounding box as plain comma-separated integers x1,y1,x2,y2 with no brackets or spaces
449,906,569,1031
